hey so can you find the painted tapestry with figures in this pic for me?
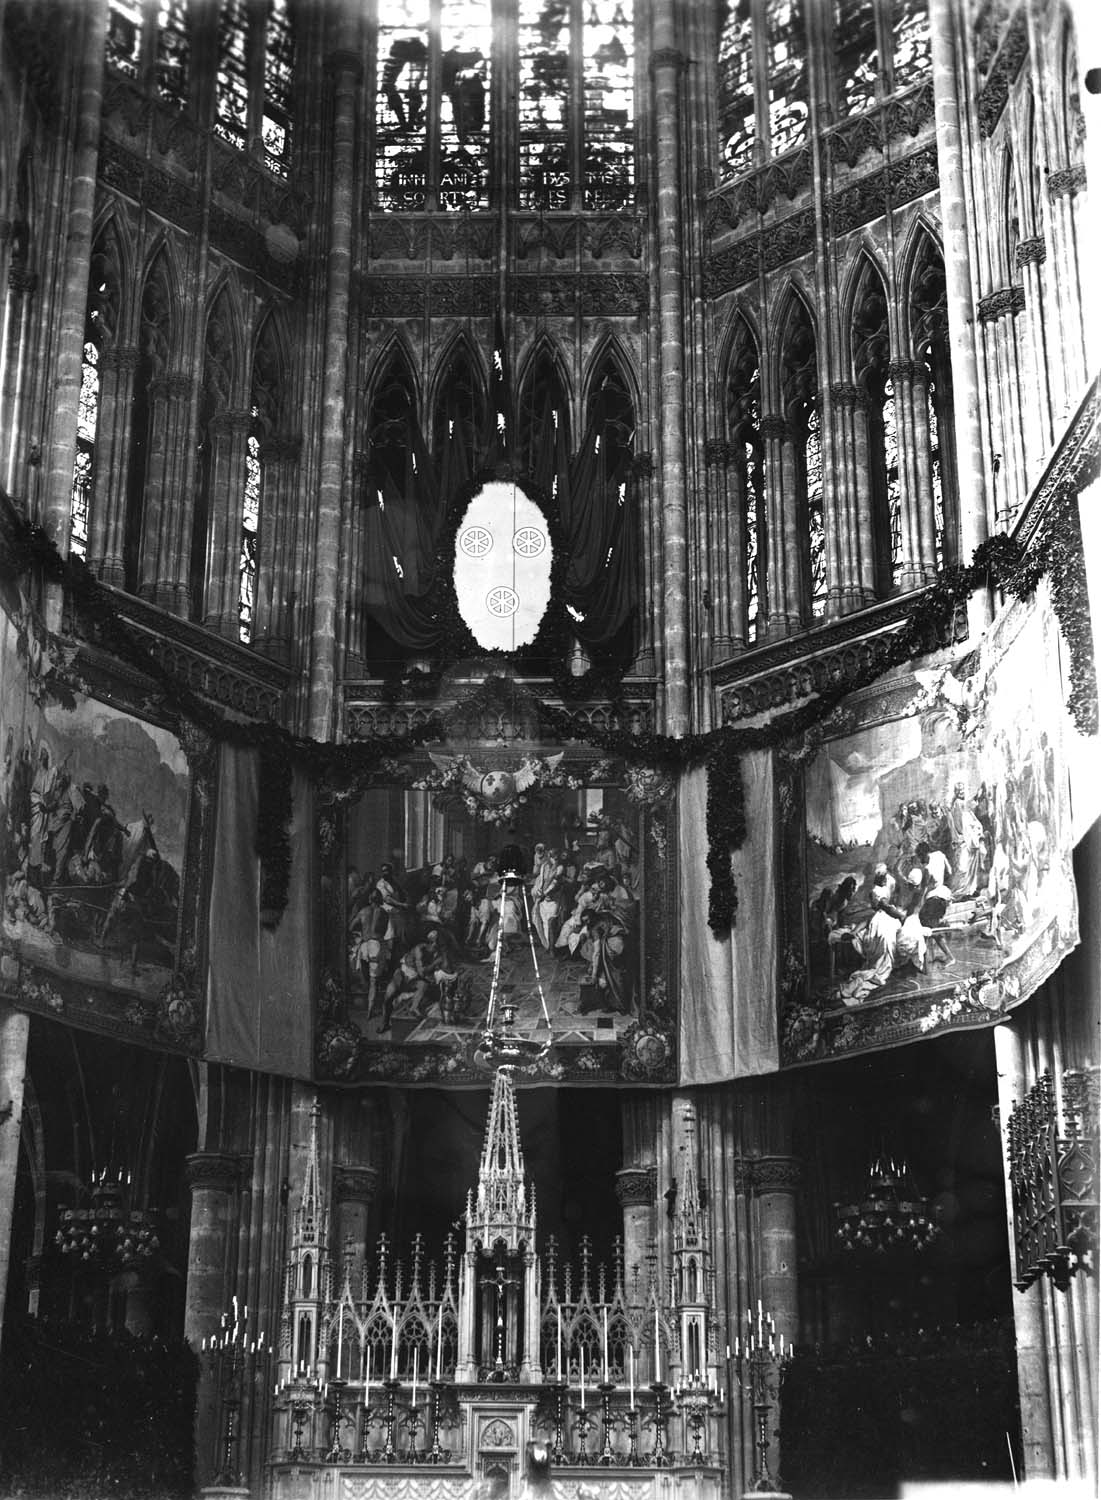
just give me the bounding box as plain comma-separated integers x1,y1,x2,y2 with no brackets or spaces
778,583,1079,1067
0,586,209,1051
314,753,676,1086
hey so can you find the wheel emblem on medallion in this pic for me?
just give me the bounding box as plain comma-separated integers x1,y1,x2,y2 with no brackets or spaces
513,527,546,557
486,586,519,618
460,526,493,558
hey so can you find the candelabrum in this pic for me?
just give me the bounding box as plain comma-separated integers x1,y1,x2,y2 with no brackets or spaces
324,1377,352,1463
287,1382,317,1461
55,1171,160,1270
381,1377,400,1462
399,1389,427,1460
647,1382,672,1467
729,1306,791,1494
426,1380,452,1463
572,1396,597,1462
674,1373,720,1466
597,1382,617,1465
624,1402,642,1466
203,1299,269,1486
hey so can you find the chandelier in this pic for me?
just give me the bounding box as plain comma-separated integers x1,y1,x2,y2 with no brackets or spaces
834,1157,940,1256
55,1171,160,1269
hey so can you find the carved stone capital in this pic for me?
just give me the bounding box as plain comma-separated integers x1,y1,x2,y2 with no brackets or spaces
615,1165,657,1209
748,1155,802,1193
7,266,37,296
101,343,141,375
210,407,254,436
333,1164,379,1205
151,373,193,401
977,284,1026,322
760,413,790,443
259,434,302,464
185,1150,246,1193
888,358,921,382
631,451,655,479
829,381,859,408
1047,162,1086,199
1015,235,1047,268
704,438,732,468
649,47,687,76
325,48,363,82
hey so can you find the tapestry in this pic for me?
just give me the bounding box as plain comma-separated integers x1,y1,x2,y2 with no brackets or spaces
204,747,314,1079
778,581,1079,1067
313,753,676,1086
0,587,208,1051
678,752,778,1084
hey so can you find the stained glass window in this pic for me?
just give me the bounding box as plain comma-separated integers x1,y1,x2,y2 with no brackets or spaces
718,0,755,178
376,2,430,211
215,0,250,150
768,0,809,156
519,0,572,210
106,0,143,77
440,7,491,209
582,1,634,210
263,0,294,176
926,379,944,571
835,0,879,114
883,375,902,586
155,0,190,108
239,408,261,643
806,406,826,615
70,334,99,560
891,0,930,90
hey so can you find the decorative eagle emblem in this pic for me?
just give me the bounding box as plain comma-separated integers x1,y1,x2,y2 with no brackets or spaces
424,751,568,814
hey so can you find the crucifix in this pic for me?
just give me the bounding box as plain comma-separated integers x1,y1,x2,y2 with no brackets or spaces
479,1259,521,1380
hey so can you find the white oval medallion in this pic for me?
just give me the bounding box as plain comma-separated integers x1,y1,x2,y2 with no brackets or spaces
453,482,553,651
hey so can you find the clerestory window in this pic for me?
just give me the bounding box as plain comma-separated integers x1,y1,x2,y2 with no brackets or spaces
718,0,809,181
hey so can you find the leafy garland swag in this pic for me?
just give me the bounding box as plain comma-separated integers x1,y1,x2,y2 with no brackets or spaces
2,489,1095,935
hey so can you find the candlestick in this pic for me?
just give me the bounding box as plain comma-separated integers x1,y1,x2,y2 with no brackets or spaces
556,1306,562,1379
390,1316,398,1380
364,1343,371,1408
580,1345,586,1409
602,1308,609,1383
435,1306,443,1380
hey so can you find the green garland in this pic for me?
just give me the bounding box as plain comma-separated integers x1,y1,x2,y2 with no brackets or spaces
1,498,1095,933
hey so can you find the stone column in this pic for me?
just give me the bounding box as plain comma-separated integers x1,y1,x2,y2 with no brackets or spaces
41,0,108,584
632,452,659,676
749,1157,800,1344
927,0,989,630
826,383,861,613
976,288,1028,526
615,1165,656,1298
1016,237,1054,464
185,1151,244,1488
333,1164,378,1274
202,408,253,637
88,344,140,585
307,19,361,740
761,415,793,637
0,1005,30,1360
650,38,691,736
2,265,37,497
705,441,735,658
1045,166,1088,403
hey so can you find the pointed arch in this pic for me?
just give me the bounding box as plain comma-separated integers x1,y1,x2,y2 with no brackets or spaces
851,253,900,596
1056,14,1083,165
776,290,825,619
432,333,488,492
251,306,293,437
368,342,419,497
517,335,572,494
202,284,245,411
139,247,179,376
907,227,957,568
724,312,765,642
582,334,640,431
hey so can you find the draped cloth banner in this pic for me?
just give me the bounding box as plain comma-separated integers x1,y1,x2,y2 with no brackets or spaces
678,751,778,1083
205,746,313,1077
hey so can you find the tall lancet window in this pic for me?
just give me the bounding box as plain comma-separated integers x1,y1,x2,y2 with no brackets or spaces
70,244,116,560
726,324,764,642
910,236,957,569
781,298,824,619
835,0,879,113
239,410,261,641
718,0,808,180
155,0,190,107
518,343,570,500
853,262,900,596
263,0,295,176
518,0,635,211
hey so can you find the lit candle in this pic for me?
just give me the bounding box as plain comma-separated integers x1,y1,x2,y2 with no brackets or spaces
435,1306,443,1381
654,1306,661,1383
337,1305,344,1379
556,1307,563,1380
412,1347,418,1408
580,1346,586,1409
390,1315,398,1379
602,1309,609,1384
364,1343,371,1408
629,1345,635,1408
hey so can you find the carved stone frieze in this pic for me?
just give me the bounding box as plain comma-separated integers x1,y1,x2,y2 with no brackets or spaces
978,10,1029,138
704,238,758,297
649,47,687,75
760,208,817,274
614,1166,657,1208
584,215,643,260
210,408,254,435
345,693,655,741
1013,379,1100,554
977,284,1026,321
579,274,646,315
